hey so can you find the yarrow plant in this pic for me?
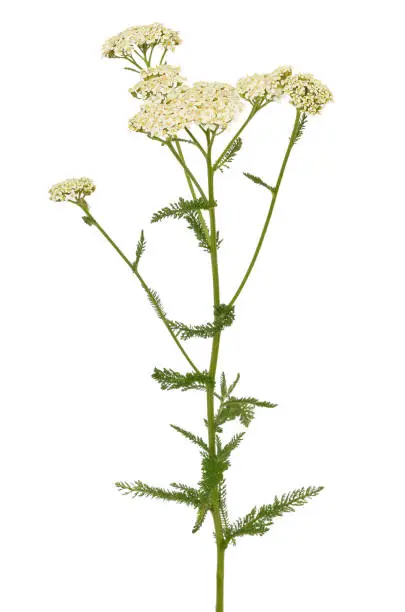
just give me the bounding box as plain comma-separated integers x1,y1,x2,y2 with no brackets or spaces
49,22,332,612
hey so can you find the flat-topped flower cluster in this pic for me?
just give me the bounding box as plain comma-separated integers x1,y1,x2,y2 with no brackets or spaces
236,66,293,104
283,73,333,114
102,23,181,59
129,65,188,101
49,177,96,203
129,79,244,139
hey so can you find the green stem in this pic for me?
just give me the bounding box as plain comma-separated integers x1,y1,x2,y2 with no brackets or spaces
81,209,200,374
216,544,225,612
184,128,207,158
166,142,209,202
205,131,225,612
229,109,301,306
173,141,211,247
213,106,258,171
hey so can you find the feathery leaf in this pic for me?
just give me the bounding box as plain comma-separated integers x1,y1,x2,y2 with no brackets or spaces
169,304,235,341
216,395,277,428
152,368,214,392
228,373,241,396
219,432,245,461
220,372,227,399
224,485,324,544
141,285,166,320
115,480,201,507
133,230,146,270
292,113,308,145
170,424,209,452
215,137,243,172
151,197,213,224
243,172,274,193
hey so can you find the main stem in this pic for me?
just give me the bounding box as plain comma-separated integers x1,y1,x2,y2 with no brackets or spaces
205,132,225,612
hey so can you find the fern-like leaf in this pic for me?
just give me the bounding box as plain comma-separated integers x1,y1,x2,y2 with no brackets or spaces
220,372,228,399
228,373,241,395
215,137,243,172
115,480,201,507
219,432,245,461
243,172,274,193
184,211,211,252
218,481,231,534
152,368,214,392
133,230,146,269
216,395,277,428
292,113,308,145
151,197,213,224
169,304,235,341
170,424,209,452
192,499,211,533
140,284,166,320
223,485,324,545
170,483,201,507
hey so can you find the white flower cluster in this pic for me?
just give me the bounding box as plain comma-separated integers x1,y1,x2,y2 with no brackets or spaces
237,66,292,104
129,82,243,139
102,23,182,58
186,82,244,131
129,65,188,101
49,177,96,202
284,73,333,114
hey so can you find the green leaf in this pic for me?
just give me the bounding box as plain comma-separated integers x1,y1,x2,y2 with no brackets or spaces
192,500,211,533
292,112,308,145
216,395,277,428
170,483,201,507
133,230,146,270
82,215,95,226
228,373,240,395
142,285,166,320
169,304,235,341
170,424,209,452
151,197,214,224
184,210,212,252
115,480,200,507
243,172,274,193
215,137,243,172
219,432,245,461
152,368,214,392
169,320,219,340
223,485,324,545
218,481,231,533
220,372,228,399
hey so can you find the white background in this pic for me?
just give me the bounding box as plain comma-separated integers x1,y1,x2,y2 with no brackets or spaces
1,0,404,610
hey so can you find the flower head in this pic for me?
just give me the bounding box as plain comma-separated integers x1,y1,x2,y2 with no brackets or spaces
129,92,192,139
129,65,188,101
284,73,333,114
237,66,292,104
102,23,182,59
49,177,96,203
129,81,244,139
185,82,244,131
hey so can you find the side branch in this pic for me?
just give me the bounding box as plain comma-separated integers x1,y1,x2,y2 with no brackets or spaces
80,208,201,373
229,109,302,306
